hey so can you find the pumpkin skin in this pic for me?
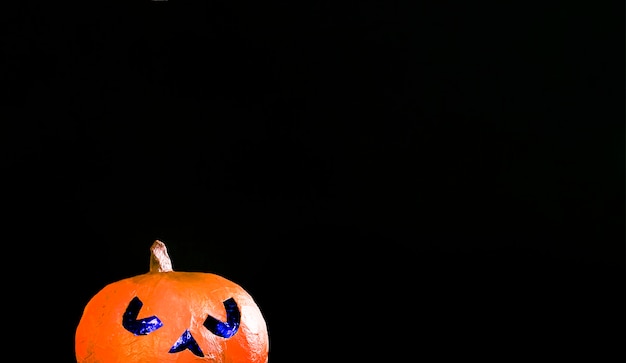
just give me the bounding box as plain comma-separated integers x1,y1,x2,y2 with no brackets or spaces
75,240,269,363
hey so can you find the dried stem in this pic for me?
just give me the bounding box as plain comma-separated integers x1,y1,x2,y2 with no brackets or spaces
149,240,174,272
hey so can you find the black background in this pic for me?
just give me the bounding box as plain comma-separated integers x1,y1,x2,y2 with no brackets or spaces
2,1,623,362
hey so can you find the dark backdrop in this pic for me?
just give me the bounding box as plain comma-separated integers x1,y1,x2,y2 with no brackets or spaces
3,2,622,362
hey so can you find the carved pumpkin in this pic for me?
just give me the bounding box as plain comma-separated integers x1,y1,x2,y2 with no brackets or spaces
75,240,269,363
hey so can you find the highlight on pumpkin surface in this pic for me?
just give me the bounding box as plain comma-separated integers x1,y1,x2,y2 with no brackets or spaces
75,239,269,363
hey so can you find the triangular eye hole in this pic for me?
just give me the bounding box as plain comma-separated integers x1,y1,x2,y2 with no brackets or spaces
123,296,164,335
203,297,241,338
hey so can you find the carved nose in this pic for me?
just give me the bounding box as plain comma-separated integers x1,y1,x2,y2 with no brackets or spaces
169,329,204,357
167,297,241,357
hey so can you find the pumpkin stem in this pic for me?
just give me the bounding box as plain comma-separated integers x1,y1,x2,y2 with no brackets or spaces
150,240,174,272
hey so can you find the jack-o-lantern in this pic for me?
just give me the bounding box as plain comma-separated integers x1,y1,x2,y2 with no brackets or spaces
75,240,269,363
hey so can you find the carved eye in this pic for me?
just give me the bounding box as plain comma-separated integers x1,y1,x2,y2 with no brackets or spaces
203,297,241,338
122,296,164,335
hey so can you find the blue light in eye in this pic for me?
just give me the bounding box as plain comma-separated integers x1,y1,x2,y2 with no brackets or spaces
169,329,204,357
122,296,164,335
203,297,241,339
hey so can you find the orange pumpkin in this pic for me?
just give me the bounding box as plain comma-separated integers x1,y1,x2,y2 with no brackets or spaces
75,240,269,363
